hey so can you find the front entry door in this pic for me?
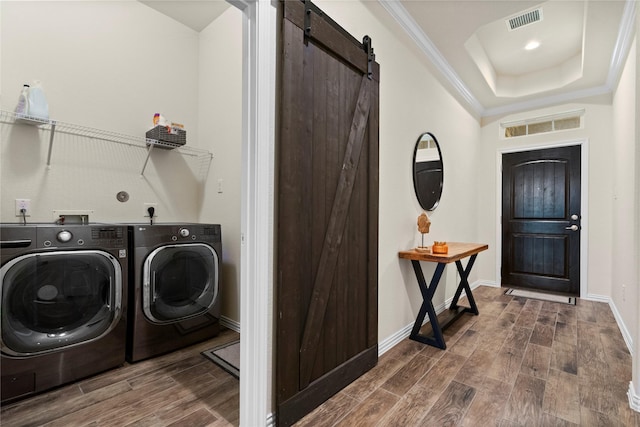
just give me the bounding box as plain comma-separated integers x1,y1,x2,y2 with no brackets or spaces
502,145,581,296
276,1,380,425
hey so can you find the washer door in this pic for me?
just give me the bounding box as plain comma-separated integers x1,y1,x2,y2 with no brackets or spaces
0,250,122,356
143,243,219,324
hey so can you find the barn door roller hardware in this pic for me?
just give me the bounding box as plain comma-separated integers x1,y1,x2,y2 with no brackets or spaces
300,0,374,79
302,0,367,47
363,35,374,80
304,0,313,36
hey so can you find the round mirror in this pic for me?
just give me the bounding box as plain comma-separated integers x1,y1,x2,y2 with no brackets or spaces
412,132,443,211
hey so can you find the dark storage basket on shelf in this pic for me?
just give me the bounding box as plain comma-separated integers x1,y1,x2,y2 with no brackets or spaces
145,125,186,149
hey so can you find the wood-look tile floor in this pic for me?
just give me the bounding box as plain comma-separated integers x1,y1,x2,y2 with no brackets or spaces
296,286,640,427
0,328,240,427
3,287,639,427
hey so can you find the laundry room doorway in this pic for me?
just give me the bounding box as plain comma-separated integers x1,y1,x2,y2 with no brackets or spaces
194,0,276,423
229,1,277,426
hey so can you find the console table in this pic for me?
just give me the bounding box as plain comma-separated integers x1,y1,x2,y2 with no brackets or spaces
398,242,488,349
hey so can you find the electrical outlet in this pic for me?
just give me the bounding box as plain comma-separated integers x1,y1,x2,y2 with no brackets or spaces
15,199,31,216
144,203,158,218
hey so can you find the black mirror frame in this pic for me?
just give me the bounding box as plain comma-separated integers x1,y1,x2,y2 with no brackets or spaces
412,132,444,211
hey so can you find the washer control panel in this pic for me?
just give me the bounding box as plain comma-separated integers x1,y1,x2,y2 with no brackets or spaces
36,225,126,249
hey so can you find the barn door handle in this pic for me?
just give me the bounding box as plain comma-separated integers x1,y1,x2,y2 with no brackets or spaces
566,225,579,231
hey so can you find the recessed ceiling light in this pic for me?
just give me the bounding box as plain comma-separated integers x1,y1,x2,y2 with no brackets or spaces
525,40,541,50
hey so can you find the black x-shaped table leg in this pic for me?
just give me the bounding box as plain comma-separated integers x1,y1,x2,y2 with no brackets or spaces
409,254,479,349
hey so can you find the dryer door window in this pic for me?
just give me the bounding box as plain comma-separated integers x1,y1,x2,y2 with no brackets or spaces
143,243,219,324
0,250,123,356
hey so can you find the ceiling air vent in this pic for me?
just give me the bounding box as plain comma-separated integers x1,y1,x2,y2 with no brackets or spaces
507,8,543,31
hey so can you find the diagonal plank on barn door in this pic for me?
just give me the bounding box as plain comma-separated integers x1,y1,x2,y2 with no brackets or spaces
298,74,372,389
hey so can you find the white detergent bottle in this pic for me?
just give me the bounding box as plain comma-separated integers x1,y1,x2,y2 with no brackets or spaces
26,80,49,120
14,84,29,116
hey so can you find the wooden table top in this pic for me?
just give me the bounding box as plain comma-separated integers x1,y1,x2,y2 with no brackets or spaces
399,242,488,263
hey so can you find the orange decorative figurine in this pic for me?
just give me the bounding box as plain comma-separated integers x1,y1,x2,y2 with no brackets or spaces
416,212,431,252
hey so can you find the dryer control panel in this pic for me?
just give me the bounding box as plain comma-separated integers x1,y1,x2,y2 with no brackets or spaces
130,224,221,246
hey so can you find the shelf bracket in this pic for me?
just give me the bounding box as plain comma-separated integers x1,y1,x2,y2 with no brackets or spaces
141,142,155,176
46,121,57,168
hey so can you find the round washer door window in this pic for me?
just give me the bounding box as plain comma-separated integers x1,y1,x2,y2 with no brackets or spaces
143,243,219,324
0,250,122,356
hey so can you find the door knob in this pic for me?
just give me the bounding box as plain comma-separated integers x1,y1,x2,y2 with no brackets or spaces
565,225,579,231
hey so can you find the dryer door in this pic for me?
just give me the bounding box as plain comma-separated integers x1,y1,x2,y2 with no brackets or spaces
0,250,122,356
143,243,219,324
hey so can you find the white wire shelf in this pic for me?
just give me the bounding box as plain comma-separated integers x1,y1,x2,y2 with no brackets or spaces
0,109,213,176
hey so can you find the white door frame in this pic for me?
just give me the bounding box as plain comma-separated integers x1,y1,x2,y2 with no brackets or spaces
228,0,277,425
496,138,589,298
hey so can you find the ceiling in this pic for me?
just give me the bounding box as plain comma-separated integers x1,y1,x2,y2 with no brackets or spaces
381,0,636,118
140,0,635,118
139,0,230,33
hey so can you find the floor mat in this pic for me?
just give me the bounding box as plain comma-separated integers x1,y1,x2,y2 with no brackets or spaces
504,288,576,305
202,340,240,379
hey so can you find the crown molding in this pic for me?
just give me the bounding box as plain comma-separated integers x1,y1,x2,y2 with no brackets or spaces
378,0,483,115
482,84,611,118
378,0,636,118
606,0,637,90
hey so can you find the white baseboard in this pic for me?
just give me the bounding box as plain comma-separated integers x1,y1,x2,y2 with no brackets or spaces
629,382,640,412
475,280,499,288
378,321,415,355
584,292,610,303
378,280,485,356
606,299,634,356
220,315,241,333
583,294,633,356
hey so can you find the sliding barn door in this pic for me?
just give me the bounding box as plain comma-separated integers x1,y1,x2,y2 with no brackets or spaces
276,1,380,425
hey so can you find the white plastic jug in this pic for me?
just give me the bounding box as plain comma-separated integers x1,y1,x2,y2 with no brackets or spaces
26,80,49,120
15,84,29,116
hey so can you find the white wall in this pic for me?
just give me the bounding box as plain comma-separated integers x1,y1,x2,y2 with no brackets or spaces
313,0,482,343
0,1,203,223
636,7,640,410
631,8,640,408
198,6,243,324
611,36,637,349
619,9,640,411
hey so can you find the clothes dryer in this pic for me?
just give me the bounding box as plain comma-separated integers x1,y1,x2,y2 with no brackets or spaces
0,224,128,403
127,223,221,362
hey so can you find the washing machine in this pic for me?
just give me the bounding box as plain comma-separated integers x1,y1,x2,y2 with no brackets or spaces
127,223,221,363
0,224,128,403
